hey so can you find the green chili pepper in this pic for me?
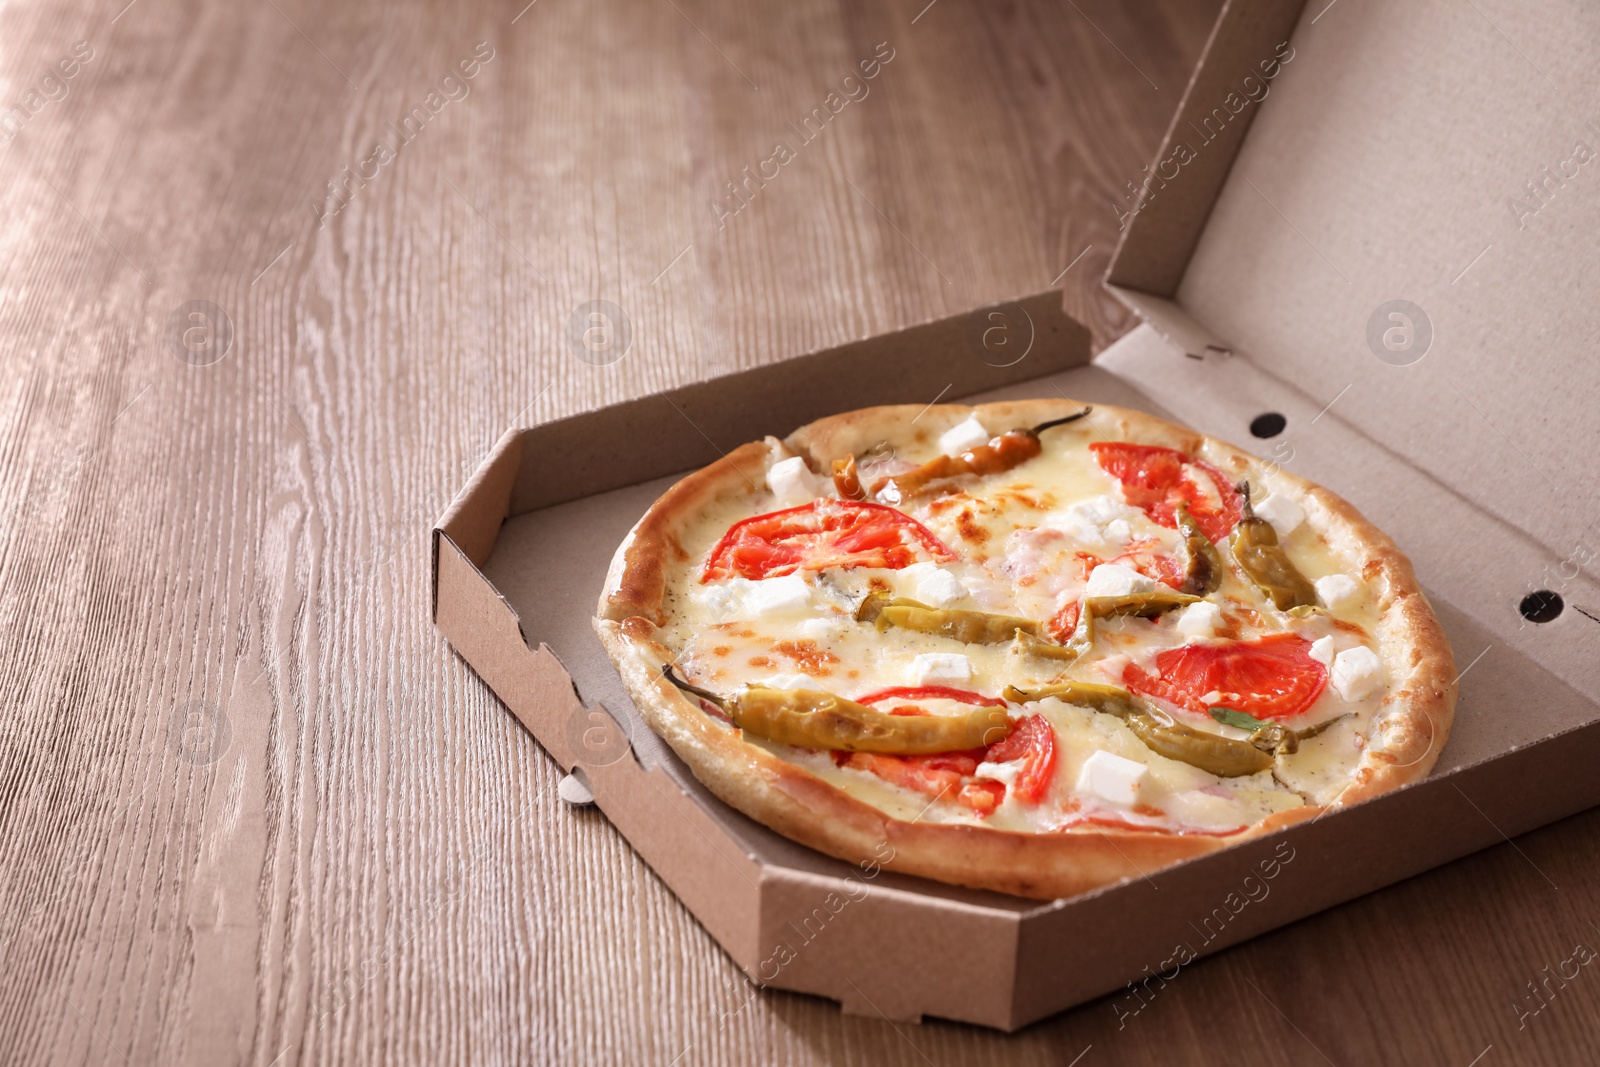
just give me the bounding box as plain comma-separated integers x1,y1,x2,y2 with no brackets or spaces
662,665,1011,753
856,592,1043,645
1007,682,1275,778
1084,588,1201,620
1229,481,1317,611
1008,627,1084,662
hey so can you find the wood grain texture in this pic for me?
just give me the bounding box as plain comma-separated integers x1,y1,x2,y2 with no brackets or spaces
2,0,1596,1064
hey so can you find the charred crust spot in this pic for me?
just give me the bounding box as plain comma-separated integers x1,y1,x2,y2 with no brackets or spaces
620,616,655,640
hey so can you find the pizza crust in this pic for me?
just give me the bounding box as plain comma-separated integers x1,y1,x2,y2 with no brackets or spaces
595,398,1457,900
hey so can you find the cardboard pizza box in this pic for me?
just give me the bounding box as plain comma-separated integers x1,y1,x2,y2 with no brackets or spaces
433,0,1600,1030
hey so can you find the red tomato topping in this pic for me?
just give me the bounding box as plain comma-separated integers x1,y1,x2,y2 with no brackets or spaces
980,713,1057,803
701,500,955,581
839,751,1005,815
1122,633,1328,721
836,699,1057,813
1090,442,1242,543
854,685,1006,708
1046,598,1081,643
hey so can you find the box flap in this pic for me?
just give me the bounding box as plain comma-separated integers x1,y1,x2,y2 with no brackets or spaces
1109,0,1599,578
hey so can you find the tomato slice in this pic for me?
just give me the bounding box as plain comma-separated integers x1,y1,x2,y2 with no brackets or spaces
1046,598,1081,643
1090,442,1242,544
1104,538,1186,591
838,751,1005,815
838,694,1056,813
1122,632,1328,721
701,499,955,581
854,685,1006,708
980,713,1056,803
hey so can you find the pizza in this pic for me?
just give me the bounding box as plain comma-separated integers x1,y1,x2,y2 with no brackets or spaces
593,399,1456,900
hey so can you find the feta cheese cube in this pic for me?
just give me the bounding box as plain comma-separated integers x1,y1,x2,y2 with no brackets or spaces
743,574,811,615
1253,491,1305,538
912,567,968,607
1309,635,1336,666
939,416,991,455
1175,600,1223,640
1076,750,1148,807
1331,646,1384,701
1084,563,1158,599
1042,495,1141,549
909,652,971,686
766,455,824,507
691,582,736,615
798,617,834,640
1315,573,1362,612
974,760,1020,786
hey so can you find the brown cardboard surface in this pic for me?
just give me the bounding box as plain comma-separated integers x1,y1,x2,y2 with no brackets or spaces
1113,0,1600,591
433,0,1600,1032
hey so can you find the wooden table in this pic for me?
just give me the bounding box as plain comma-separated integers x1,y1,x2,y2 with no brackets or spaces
4,0,1597,1063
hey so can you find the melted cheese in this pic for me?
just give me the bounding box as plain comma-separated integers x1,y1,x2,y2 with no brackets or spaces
656,425,1390,834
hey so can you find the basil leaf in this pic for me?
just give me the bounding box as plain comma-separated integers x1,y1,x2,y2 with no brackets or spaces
1209,706,1269,732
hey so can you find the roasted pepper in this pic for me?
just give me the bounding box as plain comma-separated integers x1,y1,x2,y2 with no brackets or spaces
1005,682,1276,778
856,592,1044,646
1230,481,1317,611
865,408,1093,501
1175,502,1224,596
1084,588,1201,620
1008,626,1083,662
1002,680,1143,715
662,665,1011,753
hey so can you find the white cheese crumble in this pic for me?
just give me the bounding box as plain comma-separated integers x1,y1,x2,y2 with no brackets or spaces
1331,646,1384,701
1308,635,1336,666
899,562,967,607
1315,573,1362,612
1077,750,1148,806
766,455,824,507
909,652,972,685
1084,563,1158,599
939,416,991,455
1041,494,1142,550
695,575,813,619
743,573,812,615
974,760,1020,786
798,617,835,640
1253,491,1305,538
1175,600,1223,640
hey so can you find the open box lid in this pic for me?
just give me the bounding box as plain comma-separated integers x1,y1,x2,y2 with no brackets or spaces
1105,0,1600,695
